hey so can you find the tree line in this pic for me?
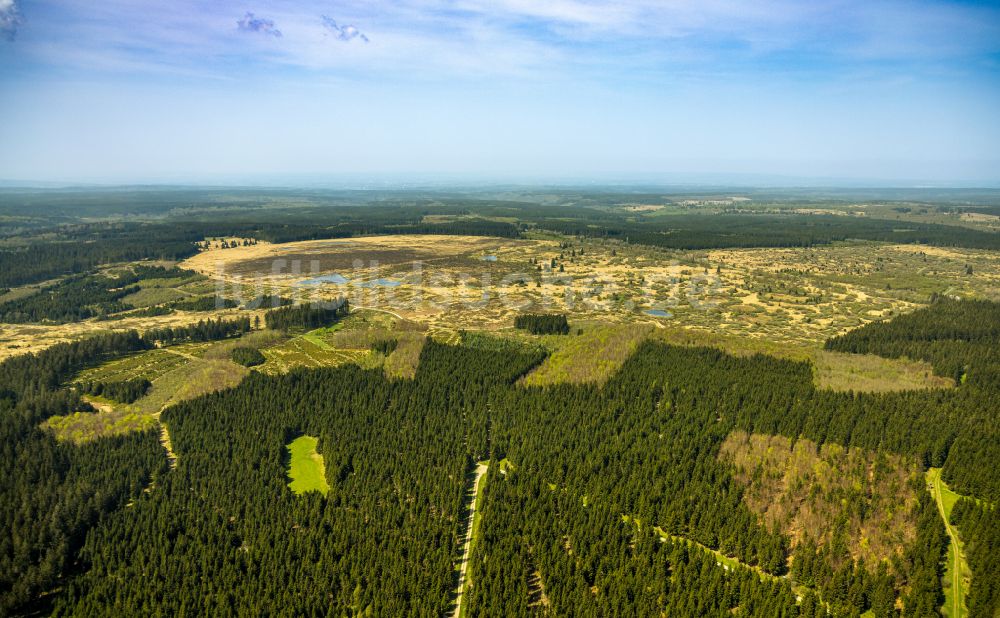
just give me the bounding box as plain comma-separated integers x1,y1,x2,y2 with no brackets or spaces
264,299,349,331
230,347,266,367
144,316,251,345
0,226,203,288
75,378,151,404
951,499,1000,617
534,213,1000,251
0,265,194,324
514,313,570,335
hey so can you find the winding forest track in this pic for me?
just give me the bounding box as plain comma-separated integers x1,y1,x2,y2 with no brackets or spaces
351,305,406,321
162,347,200,361
927,468,968,618
452,461,488,618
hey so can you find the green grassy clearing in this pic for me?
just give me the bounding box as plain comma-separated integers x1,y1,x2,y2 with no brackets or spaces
520,323,653,386
258,334,375,375
649,325,814,363
257,312,425,378
74,348,190,383
813,350,954,392
286,435,330,496
301,325,341,350
168,360,248,404
48,358,248,443
200,329,288,360
121,286,187,308
46,341,248,443
43,400,158,443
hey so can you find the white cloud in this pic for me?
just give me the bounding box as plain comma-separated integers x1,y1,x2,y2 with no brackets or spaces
237,12,281,38
8,0,1000,80
321,16,368,43
0,0,20,41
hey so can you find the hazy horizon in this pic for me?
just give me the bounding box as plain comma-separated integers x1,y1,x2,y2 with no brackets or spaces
3,173,1000,191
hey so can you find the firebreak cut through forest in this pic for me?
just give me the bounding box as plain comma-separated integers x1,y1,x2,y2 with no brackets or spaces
3,302,999,616
0,189,998,618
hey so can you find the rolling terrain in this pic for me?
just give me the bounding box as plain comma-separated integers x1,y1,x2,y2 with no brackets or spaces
0,189,998,616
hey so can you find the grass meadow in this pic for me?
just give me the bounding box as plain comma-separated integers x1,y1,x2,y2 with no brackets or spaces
286,435,330,496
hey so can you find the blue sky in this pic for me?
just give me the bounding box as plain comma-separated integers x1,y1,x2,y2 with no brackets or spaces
1,0,999,185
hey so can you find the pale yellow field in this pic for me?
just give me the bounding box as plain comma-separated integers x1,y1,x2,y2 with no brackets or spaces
0,307,267,361
176,235,1000,348
9,233,1000,397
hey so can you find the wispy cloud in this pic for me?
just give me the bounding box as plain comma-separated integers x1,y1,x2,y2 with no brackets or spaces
0,0,20,41
7,0,1000,82
321,16,368,43
237,12,281,38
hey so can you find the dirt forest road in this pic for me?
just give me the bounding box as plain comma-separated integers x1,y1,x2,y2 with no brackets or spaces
928,468,967,618
452,461,489,618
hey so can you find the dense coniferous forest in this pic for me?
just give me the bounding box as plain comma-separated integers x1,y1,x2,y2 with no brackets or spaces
0,227,203,288
951,500,1000,617
465,339,964,617
230,346,266,367
0,332,164,614
826,298,1000,500
0,274,139,323
143,316,251,345
264,299,349,331
0,316,271,614
534,213,1000,251
0,265,193,324
170,296,240,311
6,318,994,614
514,313,571,335
51,342,545,616
75,378,152,403
825,296,1000,387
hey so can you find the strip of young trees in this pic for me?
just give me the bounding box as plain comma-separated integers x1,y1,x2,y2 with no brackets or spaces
76,378,152,403
514,313,570,335
264,299,349,331
370,339,398,355
230,347,266,367
170,296,240,312
143,316,251,345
